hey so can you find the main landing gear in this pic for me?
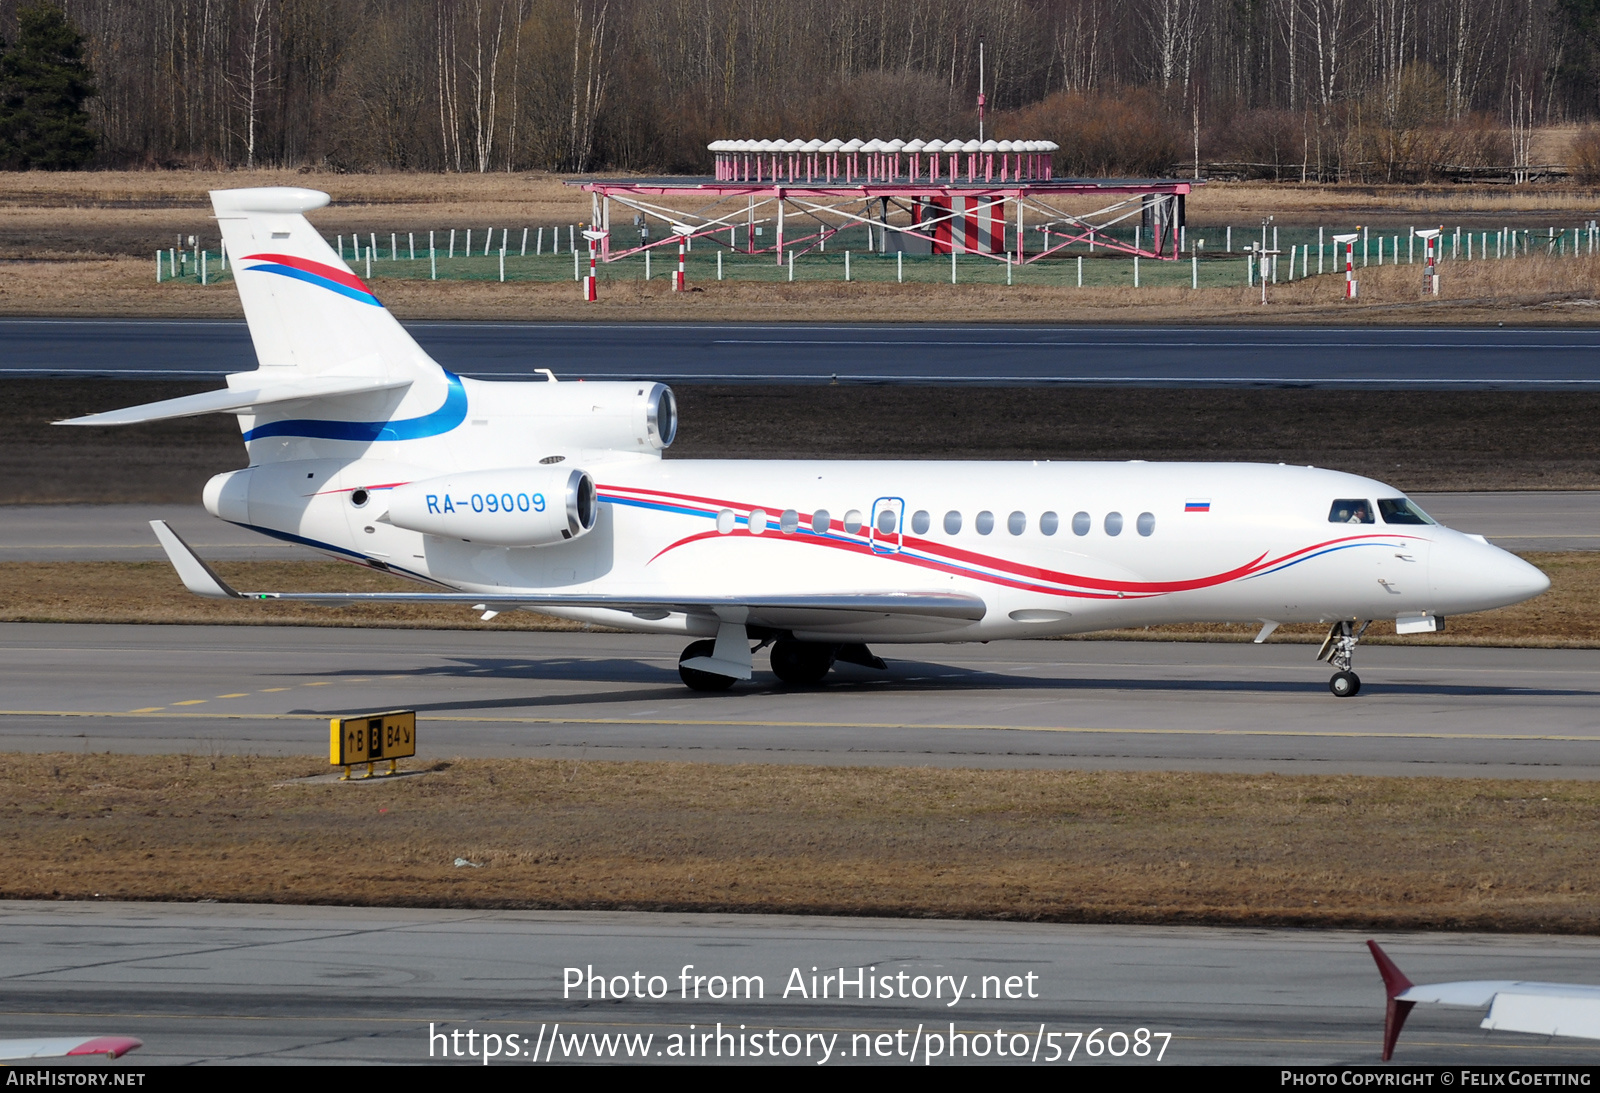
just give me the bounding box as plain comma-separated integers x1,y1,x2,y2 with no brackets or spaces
677,635,886,691
1317,620,1371,697
678,639,738,691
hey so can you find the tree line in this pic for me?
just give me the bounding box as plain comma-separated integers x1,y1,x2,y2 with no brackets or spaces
0,0,1596,178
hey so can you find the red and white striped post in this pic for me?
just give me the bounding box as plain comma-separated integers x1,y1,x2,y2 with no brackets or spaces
1416,227,1442,295
1333,232,1359,299
581,229,607,302
670,223,692,292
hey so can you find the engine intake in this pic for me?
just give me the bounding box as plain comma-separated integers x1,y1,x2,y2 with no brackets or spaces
386,467,597,547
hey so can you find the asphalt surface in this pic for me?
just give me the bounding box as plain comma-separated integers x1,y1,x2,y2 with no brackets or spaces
3,493,1596,562
4,624,1598,778
5,901,1599,1065
8,320,1600,386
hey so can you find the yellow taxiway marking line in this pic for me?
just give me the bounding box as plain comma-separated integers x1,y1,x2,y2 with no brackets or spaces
302,681,332,687
216,693,249,699
1,709,1598,743
127,707,165,714
260,687,290,693
170,700,207,706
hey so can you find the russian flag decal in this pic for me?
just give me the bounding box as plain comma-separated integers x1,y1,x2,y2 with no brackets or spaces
1185,499,1211,512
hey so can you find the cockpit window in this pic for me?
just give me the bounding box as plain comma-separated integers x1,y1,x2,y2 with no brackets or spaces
1378,498,1436,525
1329,499,1374,524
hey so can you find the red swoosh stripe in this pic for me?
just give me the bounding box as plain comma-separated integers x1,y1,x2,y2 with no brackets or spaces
601,482,1422,601
241,252,372,294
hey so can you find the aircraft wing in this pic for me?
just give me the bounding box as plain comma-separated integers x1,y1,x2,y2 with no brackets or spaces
1369,940,1600,1058
0,1035,142,1061
150,520,987,624
55,373,411,426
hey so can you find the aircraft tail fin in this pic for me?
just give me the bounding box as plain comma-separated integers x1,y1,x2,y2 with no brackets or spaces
210,187,442,385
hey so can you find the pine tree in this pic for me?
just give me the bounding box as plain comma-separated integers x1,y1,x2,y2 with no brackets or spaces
0,3,97,170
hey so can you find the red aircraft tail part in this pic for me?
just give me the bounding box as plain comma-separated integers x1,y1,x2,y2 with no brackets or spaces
1367,940,1417,1061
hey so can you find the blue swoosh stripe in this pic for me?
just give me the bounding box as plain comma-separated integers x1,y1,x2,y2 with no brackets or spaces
242,372,468,443
1244,540,1401,579
246,262,382,306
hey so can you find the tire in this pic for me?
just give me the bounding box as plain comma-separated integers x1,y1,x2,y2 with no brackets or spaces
1329,670,1361,698
769,639,834,685
678,639,737,691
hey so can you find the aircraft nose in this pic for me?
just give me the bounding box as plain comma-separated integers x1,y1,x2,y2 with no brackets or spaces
1432,533,1549,610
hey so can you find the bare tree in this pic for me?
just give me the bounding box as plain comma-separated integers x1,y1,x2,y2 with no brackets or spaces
231,0,275,167
568,0,608,170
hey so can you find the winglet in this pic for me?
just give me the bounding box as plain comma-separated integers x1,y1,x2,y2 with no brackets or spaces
150,520,242,599
66,1036,143,1059
1368,940,1417,1061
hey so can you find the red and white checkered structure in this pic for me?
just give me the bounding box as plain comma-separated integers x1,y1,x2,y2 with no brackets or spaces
711,138,1059,185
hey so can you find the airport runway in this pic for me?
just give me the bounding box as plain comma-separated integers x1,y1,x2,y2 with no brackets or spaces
4,901,1599,1065
4,492,1595,562
4,624,1598,778
8,320,1600,386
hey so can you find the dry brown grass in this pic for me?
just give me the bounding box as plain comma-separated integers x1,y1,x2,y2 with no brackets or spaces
0,552,1591,647
7,167,1600,321
5,753,1598,930
9,250,1600,324
0,561,589,631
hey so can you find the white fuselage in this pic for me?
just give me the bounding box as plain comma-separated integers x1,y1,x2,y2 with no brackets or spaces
203,377,1549,644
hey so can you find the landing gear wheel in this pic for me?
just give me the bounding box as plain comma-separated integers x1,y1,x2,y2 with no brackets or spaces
769,639,835,685
678,640,737,692
1329,670,1361,698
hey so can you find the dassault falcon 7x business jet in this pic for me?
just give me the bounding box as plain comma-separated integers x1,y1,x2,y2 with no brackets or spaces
63,188,1548,696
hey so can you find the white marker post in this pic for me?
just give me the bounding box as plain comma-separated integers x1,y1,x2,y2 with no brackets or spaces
1415,228,1442,296
582,229,607,301
1256,246,1281,305
1333,232,1359,299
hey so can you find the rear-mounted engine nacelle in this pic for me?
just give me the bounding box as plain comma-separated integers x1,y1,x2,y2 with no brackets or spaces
516,381,676,453
386,468,597,546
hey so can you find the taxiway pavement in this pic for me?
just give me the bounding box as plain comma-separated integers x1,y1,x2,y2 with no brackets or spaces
3,492,1596,561
8,320,1600,387
4,901,1598,1065
3,624,1598,778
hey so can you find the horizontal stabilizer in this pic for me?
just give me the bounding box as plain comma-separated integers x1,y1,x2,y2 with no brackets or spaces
56,374,412,426
149,521,987,622
1369,939,1600,1059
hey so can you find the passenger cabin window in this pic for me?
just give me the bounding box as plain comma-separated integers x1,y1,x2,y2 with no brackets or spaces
1104,512,1124,536
717,508,736,534
844,510,864,534
1072,511,1090,536
1137,512,1155,536
911,510,931,534
1008,511,1026,535
748,508,768,534
811,509,830,534
1378,498,1436,525
1040,511,1059,535
780,509,799,533
1329,499,1374,524
975,511,995,535
876,508,898,534
944,510,962,534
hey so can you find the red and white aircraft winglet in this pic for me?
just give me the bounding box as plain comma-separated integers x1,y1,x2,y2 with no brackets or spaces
0,1036,142,1061
1369,940,1600,1059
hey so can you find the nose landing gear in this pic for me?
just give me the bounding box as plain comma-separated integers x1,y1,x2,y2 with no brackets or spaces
1317,620,1371,697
